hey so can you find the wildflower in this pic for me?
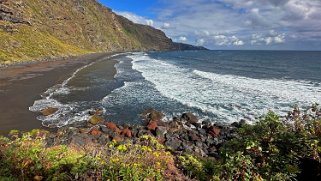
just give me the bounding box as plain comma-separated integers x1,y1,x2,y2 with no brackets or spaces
153,151,161,157
117,145,127,152
133,163,141,167
111,158,120,163
141,146,147,151
142,135,149,140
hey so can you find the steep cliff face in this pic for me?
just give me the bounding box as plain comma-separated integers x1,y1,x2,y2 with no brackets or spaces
0,0,174,64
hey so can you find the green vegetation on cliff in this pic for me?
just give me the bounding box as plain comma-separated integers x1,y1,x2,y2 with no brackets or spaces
0,0,174,64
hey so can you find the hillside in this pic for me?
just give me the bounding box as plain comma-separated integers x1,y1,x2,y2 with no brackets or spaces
0,0,175,64
173,42,208,51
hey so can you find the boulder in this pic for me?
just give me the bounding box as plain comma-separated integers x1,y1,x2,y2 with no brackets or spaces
90,127,102,136
89,108,104,116
165,138,181,151
202,120,212,129
231,119,246,128
141,108,164,122
105,122,121,133
101,126,113,134
40,107,58,116
193,146,207,157
181,142,194,153
121,128,133,138
165,130,175,140
181,112,199,127
168,119,183,130
70,133,93,147
89,115,104,125
147,120,158,131
112,135,122,142
155,126,167,138
197,127,207,135
188,132,201,142
208,126,220,137
97,134,110,145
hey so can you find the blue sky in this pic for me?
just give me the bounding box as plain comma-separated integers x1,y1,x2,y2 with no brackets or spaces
98,0,321,50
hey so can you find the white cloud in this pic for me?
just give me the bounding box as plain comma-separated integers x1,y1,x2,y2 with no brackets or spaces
179,36,187,42
162,23,171,29
212,35,244,46
151,0,321,49
115,11,154,26
251,31,286,45
196,38,205,46
233,40,245,46
113,0,321,49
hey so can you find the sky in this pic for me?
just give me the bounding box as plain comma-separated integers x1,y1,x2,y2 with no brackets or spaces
98,0,321,50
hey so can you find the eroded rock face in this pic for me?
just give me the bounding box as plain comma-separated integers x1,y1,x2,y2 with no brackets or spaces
0,1,31,26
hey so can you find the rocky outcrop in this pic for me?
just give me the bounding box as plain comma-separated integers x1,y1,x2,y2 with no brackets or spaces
44,109,240,158
0,1,31,26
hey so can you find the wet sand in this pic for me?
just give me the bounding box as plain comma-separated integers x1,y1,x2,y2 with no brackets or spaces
0,53,117,134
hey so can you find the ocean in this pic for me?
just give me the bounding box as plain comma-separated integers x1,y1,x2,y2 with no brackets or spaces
29,51,321,127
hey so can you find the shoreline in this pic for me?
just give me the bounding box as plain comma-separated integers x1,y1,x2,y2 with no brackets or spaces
0,52,119,135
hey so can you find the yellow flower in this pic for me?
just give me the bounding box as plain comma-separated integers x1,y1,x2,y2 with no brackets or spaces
117,145,127,152
156,162,161,166
166,151,171,155
141,146,147,151
153,151,161,157
111,158,120,163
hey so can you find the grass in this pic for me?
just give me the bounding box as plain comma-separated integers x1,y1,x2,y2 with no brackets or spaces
0,25,90,64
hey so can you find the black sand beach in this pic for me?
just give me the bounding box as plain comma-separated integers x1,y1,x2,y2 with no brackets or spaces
0,53,117,134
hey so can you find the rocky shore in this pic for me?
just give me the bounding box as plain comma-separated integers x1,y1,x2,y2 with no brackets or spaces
43,108,242,159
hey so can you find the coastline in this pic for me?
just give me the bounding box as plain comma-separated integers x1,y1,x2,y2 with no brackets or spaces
0,52,119,134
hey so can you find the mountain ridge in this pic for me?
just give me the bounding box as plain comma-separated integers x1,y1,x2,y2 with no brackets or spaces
0,0,206,64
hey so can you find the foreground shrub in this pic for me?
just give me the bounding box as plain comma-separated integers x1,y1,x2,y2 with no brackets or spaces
0,131,94,180
216,105,321,180
100,135,174,180
0,133,177,180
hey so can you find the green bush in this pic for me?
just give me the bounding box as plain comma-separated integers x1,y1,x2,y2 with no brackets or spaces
215,105,321,180
0,132,94,180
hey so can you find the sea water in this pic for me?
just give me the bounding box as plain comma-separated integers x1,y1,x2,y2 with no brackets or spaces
29,51,321,127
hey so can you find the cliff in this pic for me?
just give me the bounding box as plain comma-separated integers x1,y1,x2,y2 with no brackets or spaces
0,0,175,64
173,42,208,51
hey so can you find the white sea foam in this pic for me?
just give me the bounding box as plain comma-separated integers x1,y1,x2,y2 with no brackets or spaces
129,53,321,123
29,53,125,127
